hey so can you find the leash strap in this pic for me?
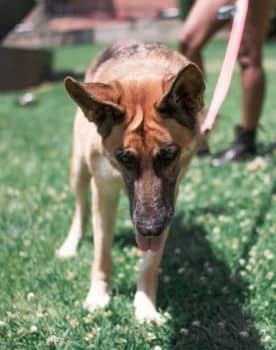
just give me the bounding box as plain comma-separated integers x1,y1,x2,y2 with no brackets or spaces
200,0,249,134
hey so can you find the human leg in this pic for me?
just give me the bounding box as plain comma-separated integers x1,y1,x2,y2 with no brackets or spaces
213,0,273,165
178,0,229,71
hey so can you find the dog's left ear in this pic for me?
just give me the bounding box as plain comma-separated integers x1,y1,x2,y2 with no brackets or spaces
64,76,124,138
157,64,205,129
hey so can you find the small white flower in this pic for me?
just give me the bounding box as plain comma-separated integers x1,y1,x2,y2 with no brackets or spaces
239,330,249,338
240,219,251,228
262,335,271,343
74,300,81,307
213,227,220,236
118,272,125,279
85,330,97,342
46,335,59,345
23,239,31,247
104,310,113,317
163,275,171,283
146,332,156,341
239,259,245,266
246,157,266,171
30,325,38,333
69,319,79,328
264,250,274,260
17,327,25,335
177,267,186,275
206,267,213,274
249,247,257,257
65,270,76,281
83,313,95,324
27,292,35,302
266,272,274,281
180,328,189,335
124,219,132,228
192,320,200,327
159,311,170,321
154,346,162,350
6,311,16,320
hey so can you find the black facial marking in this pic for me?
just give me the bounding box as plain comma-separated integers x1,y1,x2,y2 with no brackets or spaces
153,144,180,174
96,106,124,138
115,148,140,173
132,174,177,237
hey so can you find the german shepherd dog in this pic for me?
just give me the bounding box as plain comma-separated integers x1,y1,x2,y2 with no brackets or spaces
56,42,205,323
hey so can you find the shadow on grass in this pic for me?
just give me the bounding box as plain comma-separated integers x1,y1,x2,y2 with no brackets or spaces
238,180,276,267
258,142,276,156
159,211,264,350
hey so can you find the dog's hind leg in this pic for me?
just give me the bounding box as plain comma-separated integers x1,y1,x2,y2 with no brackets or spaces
134,229,169,324
56,151,90,260
83,174,120,312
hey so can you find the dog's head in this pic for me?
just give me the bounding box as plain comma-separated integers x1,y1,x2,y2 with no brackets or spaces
65,63,205,251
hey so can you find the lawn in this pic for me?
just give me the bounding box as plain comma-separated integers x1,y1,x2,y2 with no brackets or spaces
0,40,275,350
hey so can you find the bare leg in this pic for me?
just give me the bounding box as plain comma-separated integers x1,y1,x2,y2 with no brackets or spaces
56,160,90,260
212,0,274,165
178,0,229,71
238,1,273,130
134,229,169,324
83,176,120,311
178,0,228,154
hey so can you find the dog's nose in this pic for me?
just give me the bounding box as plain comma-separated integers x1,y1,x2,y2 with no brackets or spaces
136,221,165,237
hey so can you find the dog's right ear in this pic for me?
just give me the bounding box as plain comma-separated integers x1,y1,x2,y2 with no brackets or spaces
64,76,124,137
157,64,205,130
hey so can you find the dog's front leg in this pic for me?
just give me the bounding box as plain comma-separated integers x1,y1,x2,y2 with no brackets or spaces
134,229,169,324
83,176,120,312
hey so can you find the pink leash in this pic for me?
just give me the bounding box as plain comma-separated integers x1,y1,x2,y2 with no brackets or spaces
200,0,249,135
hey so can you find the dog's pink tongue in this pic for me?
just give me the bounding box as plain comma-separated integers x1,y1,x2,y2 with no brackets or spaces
135,233,163,252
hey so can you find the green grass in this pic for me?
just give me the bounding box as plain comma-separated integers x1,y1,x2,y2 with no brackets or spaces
0,40,275,350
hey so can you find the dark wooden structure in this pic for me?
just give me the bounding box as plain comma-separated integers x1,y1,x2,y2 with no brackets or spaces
0,47,52,91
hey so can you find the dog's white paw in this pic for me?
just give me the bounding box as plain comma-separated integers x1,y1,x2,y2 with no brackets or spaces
134,291,165,325
55,243,77,260
135,307,165,325
83,282,110,312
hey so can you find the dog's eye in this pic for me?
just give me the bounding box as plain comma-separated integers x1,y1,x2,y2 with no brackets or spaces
155,145,180,168
115,149,138,171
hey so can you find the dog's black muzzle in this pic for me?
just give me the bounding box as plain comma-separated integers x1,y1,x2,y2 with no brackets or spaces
132,203,173,237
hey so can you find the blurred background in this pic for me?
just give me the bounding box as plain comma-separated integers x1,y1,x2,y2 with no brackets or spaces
1,2,276,349
0,0,179,91
1,0,276,91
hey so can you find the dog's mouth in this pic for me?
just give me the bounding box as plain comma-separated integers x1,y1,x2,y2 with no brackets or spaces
135,232,165,252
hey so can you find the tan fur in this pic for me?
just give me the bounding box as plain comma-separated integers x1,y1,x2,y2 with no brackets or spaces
56,42,205,323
